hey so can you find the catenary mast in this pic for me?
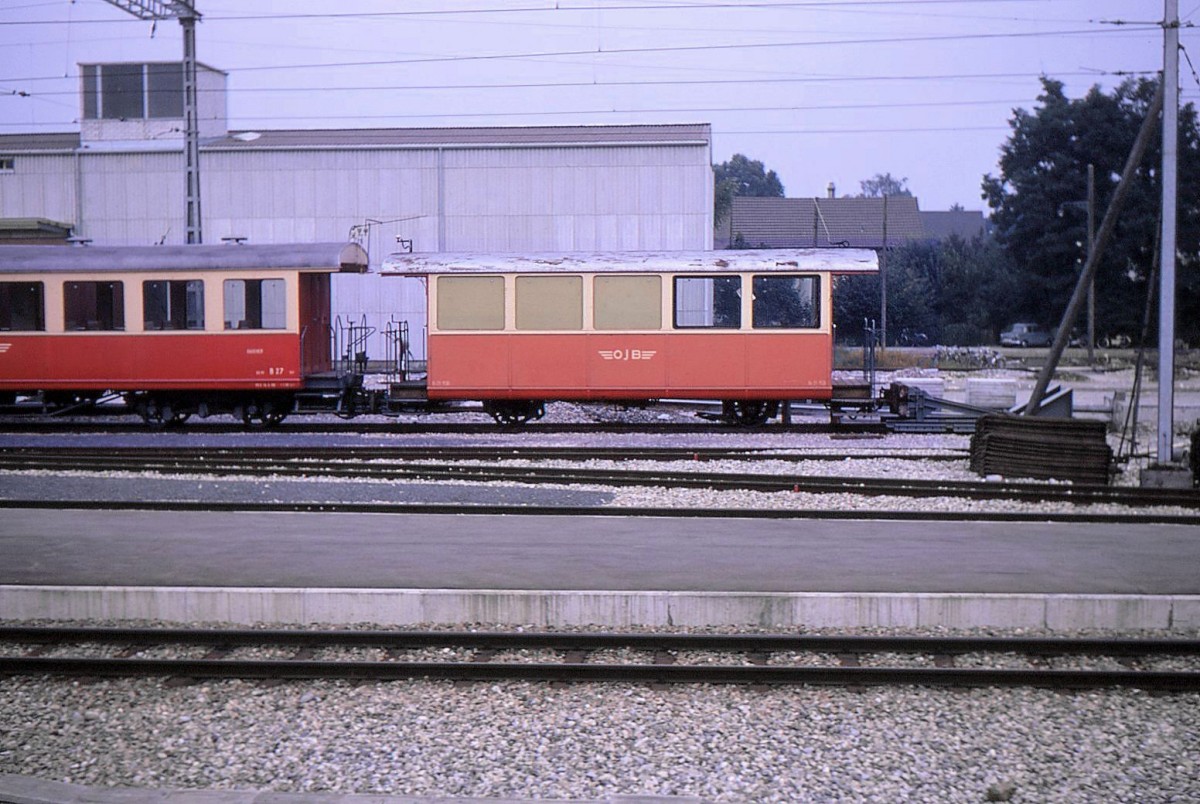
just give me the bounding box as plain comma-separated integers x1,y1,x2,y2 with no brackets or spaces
99,1,203,244
1158,0,1179,464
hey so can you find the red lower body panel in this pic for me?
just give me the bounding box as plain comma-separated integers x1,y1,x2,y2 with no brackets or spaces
0,333,305,391
426,332,833,400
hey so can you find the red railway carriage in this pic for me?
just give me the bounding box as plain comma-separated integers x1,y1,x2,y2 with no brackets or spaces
382,249,878,424
0,242,368,424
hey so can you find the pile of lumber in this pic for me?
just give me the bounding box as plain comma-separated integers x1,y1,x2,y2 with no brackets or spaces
969,414,1112,484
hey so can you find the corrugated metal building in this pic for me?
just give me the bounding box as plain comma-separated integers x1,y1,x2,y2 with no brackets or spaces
0,64,714,357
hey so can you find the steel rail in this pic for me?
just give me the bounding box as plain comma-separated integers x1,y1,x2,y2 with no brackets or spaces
0,420,877,436
4,626,1198,656
0,445,968,464
1,449,1194,510
3,627,1198,690
2,656,1197,691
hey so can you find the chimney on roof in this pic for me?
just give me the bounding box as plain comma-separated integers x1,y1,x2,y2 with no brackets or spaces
827,182,836,198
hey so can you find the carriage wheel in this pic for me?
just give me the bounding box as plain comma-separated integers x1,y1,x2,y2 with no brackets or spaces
139,397,190,428
484,400,545,426
240,399,288,428
724,400,771,427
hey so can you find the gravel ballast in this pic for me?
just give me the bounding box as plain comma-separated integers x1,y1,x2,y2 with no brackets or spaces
2,404,1196,801
2,671,1198,802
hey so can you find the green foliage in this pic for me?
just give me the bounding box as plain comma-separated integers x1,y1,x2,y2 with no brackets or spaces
857,172,913,198
833,236,1019,345
982,76,1200,346
713,153,784,224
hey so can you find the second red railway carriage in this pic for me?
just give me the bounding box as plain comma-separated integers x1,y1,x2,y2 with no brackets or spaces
383,248,877,424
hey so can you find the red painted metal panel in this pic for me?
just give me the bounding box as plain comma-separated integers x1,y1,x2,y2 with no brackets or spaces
510,336,589,390
0,333,303,391
425,331,833,400
427,335,511,395
587,334,669,393
744,333,833,397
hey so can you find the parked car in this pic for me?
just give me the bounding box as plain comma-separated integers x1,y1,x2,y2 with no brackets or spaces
1000,322,1052,347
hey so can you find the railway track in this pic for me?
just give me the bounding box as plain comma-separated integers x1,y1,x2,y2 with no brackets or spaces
2,626,1197,691
1,446,1196,516
0,417,873,436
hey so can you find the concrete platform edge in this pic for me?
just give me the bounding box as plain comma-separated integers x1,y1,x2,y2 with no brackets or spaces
2,586,1197,630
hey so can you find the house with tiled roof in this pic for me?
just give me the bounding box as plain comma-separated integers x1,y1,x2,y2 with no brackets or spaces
919,210,990,241
715,195,927,249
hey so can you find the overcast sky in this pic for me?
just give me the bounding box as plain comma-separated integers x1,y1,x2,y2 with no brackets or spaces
1,1,1192,210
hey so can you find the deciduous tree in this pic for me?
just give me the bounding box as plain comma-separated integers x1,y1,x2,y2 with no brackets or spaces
713,154,784,225
982,76,1200,346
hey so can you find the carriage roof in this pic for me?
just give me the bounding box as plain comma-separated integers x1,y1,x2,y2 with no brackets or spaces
380,248,878,276
0,242,369,274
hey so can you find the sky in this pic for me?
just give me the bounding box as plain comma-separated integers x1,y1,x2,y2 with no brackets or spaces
0,1,1192,211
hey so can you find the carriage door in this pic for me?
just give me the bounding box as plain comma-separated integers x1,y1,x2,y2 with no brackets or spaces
299,272,332,374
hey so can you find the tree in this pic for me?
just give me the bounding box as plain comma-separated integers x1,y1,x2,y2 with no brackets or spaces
713,153,784,225
982,76,1200,346
857,172,912,198
833,236,1019,345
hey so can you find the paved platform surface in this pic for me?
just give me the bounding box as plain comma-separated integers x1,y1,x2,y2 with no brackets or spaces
1,507,1197,630
2,508,1197,593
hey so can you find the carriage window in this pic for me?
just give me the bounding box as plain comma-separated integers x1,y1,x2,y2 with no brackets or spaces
437,276,504,331
0,282,45,331
144,279,204,330
224,278,285,330
752,274,820,329
516,275,582,331
594,275,661,330
673,276,741,329
64,281,124,330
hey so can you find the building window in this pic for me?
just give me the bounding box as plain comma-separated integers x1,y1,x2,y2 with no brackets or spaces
594,275,661,330
752,274,820,329
146,63,184,118
436,276,505,331
515,275,582,331
64,281,124,330
144,279,204,330
0,282,44,331
224,279,285,330
82,63,183,120
673,276,741,329
0,157,14,173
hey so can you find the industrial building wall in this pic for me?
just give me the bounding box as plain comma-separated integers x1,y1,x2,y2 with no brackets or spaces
0,154,76,225
83,152,182,244
1,136,712,361
199,141,713,359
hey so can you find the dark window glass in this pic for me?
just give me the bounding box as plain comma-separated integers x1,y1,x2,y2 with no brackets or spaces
143,279,204,330
752,274,820,329
147,63,183,118
64,281,124,330
82,65,99,119
673,276,741,329
224,279,285,330
0,282,44,331
100,64,143,119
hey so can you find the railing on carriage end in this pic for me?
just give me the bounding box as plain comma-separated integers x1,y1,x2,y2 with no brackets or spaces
332,315,376,375
383,318,427,384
